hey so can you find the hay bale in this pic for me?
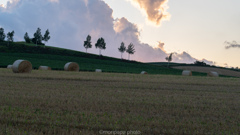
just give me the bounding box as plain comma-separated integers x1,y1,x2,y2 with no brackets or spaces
7,65,12,69
141,71,147,74
182,70,192,76
12,60,32,73
95,69,102,72
64,62,79,72
208,71,219,77
38,66,51,70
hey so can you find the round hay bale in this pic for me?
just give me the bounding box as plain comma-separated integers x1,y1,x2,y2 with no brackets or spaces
38,66,51,70
7,65,13,69
12,60,32,73
95,69,102,72
64,62,79,72
141,71,148,74
182,70,192,76
208,71,219,77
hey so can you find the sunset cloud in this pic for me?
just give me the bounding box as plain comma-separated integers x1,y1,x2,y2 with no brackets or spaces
0,0,213,64
132,0,170,26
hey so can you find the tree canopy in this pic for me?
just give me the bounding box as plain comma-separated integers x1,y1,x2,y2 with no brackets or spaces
33,27,43,45
95,37,106,55
84,35,92,53
43,29,50,44
126,43,135,60
24,32,31,43
0,28,6,42
7,31,15,42
118,42,126,59
165,53,173,67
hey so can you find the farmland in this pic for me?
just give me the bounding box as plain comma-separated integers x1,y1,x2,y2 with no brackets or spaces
0,42,200,76
0,69,240,134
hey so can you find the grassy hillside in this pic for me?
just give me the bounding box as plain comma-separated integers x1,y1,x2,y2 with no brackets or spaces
149,62,240,72
0,41,192,75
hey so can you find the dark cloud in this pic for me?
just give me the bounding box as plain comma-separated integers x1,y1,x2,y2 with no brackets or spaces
225,41,240,49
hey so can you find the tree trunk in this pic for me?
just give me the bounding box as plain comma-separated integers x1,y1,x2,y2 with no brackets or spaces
128,54,130,60
86,48,87,53
99,49,101,55
168,61,169,68
121,53,122,59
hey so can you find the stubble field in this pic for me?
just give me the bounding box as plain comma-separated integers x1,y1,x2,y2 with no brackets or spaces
0,68,239,134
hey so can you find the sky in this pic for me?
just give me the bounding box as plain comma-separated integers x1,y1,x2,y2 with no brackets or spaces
0,0,239,68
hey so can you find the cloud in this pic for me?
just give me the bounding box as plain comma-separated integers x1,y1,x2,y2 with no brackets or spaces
132,0,170,26
0,0,214,65
225,41,240,49
156,41,165,51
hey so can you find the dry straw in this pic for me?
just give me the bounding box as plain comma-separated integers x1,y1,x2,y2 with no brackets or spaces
7,65,12,69
208,71,219,77
182,70,192,76
12,60,32,73
141,71,148,74
38,66,51,70
64,62,79,72
95,69,102,72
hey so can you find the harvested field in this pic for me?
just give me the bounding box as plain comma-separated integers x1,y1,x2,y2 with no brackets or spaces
173,66,240,77
0,68,239,134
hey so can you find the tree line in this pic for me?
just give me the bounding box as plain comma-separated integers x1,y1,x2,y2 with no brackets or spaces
0,27,135,60
0,27,50,46
83,35,135,60
24,28,50,45
0,27,15,45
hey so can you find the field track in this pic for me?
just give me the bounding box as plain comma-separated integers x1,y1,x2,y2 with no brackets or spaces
172,66,240,77
0,68,240,134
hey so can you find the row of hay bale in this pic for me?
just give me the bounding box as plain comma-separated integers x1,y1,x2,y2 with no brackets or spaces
7,60,81,73
7,60,107,73
182,70,219,77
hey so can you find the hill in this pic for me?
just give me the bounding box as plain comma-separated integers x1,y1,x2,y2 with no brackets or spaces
0,41,189,75
172,66,240,78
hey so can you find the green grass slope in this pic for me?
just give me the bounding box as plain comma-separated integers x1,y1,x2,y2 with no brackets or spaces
0,42,204,75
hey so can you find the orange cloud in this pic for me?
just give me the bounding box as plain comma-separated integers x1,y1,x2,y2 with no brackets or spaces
133,0,170,26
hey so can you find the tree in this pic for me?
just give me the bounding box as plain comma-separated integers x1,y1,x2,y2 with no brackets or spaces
194,61,207,66
7,31,15,44
118,42,126,59
95,37,106,55
24,32,31,43
165,53,173,68
43,29,50,44
84,35,92,53
126,43,135,60
33,27,43,45
0,27,6,42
